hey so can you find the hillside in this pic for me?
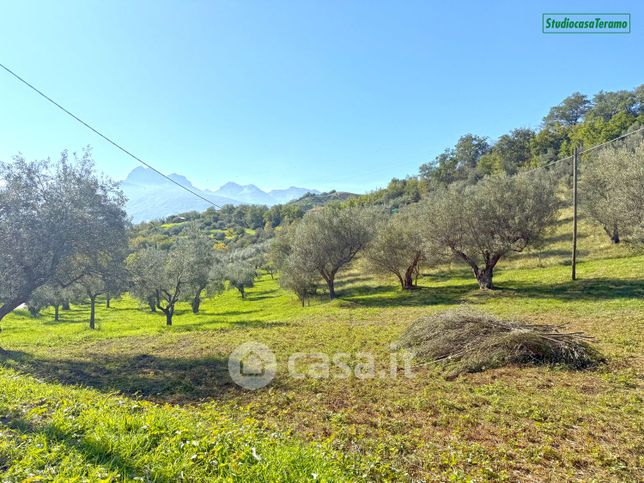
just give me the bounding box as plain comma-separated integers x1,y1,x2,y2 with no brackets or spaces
1,212,642,480
287,190,358,211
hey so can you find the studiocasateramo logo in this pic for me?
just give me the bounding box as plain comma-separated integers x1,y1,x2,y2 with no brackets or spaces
542,13,631,34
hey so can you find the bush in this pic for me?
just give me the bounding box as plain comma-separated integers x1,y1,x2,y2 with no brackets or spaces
397,308,604,377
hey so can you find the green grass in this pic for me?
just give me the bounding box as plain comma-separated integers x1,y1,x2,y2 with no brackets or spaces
0,218,643,481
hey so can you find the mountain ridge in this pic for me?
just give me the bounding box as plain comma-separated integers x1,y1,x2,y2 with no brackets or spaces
120,167,319,223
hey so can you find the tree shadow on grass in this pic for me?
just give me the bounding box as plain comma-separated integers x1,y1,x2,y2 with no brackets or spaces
209,309,261,317
337,276,642,307
1,349,243,403
245,294,277,301
6,310,35,319
497,278,644,301
334,274,376,287
340,283,474,308
170,319,287,332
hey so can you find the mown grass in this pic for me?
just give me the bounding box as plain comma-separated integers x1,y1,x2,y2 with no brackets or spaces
0,217,642,481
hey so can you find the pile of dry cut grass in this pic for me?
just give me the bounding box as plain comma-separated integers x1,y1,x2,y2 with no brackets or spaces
398,308,604,377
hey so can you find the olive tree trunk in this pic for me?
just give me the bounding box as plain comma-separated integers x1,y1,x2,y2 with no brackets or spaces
89,295,96,329
326,278,336,299
475,267,494,290
0,297,26,322
191,286,205,314
605,225,620,244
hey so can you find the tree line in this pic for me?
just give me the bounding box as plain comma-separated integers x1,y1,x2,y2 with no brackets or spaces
348,85,643,213
274,132,643,305
1,97,642,326
0,149,274,328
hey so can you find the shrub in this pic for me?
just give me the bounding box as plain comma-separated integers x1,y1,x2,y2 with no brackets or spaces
397,308,604,377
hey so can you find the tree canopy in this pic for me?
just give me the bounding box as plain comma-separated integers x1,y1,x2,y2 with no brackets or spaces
421,172,560,289
0,149,128,322
286,206,376,299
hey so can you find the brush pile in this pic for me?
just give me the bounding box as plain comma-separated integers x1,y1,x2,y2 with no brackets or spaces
398,308,604,377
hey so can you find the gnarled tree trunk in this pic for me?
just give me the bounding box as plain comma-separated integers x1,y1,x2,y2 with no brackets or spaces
326,278,336,299
475,267,494,290
165,309,173,326
403,270,415,290
191,286,205,314
0,297,26,323
453,249,500,290
402,254,422,290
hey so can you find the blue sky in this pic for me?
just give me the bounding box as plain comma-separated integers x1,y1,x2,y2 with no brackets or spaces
1,1,642,193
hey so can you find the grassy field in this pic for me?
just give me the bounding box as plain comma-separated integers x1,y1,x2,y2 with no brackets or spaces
0,216,643,481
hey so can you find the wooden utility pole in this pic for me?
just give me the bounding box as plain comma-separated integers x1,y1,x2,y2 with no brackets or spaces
571,146,579,280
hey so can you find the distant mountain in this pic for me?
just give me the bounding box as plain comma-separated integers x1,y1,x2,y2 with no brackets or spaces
120,167,319,223
212,181,275,205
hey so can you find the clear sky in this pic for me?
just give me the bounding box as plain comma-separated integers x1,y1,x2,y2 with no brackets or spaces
1,1,642,193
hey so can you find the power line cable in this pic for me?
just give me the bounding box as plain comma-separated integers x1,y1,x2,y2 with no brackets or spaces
0,62,223,209
578,125,644,155
522,125,644,174
4,62,642,202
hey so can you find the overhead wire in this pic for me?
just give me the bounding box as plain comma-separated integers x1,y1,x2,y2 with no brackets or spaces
0,62,223,209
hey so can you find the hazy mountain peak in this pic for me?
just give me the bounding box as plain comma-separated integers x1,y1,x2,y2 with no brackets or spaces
123,166,162,185
167,173,194,188
120,167,320,222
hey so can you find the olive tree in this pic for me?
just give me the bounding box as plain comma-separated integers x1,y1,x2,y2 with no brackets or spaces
279,257,319,306
267,225,295,273
366,204,436,290
579,135,644,244
224,261,256,299
177,224,218,314
79,261,128,329
0,149,128,323
423,172,560,289
77,217,129,328
288,206,375,299
127,245,193,326
28,283,76,321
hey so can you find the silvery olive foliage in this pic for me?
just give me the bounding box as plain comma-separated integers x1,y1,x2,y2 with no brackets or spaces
579,134,644,244
0,149,129,322
286,205,377,299
421,172,561,289
365,203,437,290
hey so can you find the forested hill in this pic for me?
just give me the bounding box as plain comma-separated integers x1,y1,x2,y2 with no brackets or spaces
129,190,358,251
348,84,644,210
130,84,642,236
